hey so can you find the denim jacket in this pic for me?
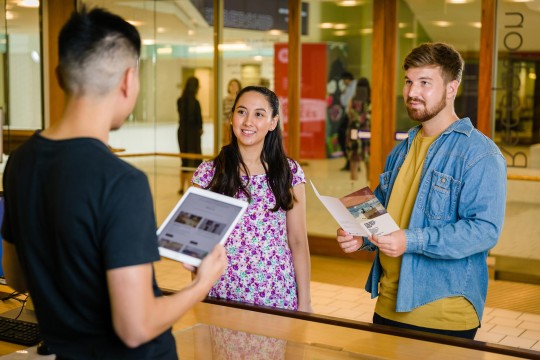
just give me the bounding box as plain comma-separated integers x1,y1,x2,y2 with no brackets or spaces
363,118,507,320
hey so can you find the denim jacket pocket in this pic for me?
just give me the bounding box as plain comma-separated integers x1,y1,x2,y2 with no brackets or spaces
378,170,393,198
425,170,460,221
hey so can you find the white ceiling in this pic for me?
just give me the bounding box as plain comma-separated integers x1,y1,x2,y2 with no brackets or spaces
3,0,540,53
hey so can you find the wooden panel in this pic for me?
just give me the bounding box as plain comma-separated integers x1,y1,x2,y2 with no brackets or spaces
2,129,34,155
308,234,375,261
44,0,76,127
477,0,496,137
370,0,397,188
287,1,301,159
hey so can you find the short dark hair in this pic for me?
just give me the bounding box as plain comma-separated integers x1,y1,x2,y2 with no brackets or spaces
57,6,141,96
403,42,464,83
340,72,354,81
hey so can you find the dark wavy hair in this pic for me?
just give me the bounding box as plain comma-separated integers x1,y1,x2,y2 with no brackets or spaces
206,86,296,212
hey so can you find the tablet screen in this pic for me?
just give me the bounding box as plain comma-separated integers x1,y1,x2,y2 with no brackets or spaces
157,187,247,266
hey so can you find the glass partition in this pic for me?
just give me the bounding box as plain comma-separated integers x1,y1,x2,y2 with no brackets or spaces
52,1,539,352
397,0,481,132
490,0,540,285
0,0,42,164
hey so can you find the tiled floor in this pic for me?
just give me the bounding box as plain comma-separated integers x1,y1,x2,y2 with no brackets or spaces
132,152,540,352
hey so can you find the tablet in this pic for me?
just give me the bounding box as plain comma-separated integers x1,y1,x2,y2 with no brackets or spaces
157,186,248,267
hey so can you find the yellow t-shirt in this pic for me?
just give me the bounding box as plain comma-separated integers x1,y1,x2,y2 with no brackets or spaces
374,132,479,330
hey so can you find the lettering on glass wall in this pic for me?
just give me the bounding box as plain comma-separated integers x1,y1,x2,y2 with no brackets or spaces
498,11,526,158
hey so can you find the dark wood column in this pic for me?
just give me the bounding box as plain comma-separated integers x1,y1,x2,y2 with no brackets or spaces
287,0,301,159
42,0,76,127
477,0,496,137
370,0,397,187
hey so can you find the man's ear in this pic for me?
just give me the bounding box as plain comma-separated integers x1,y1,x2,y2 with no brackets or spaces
55,66,65,91
447,79,459,99
120,67,137,98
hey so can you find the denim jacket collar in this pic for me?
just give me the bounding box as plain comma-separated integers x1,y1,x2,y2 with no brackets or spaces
406,117,474,150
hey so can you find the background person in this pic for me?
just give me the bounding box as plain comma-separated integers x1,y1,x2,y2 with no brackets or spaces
177,76,203,194
222,78,242,146
345,77,371,181
336,42,506,339
338,71,357,171
2,7,226,359
192,86,312,312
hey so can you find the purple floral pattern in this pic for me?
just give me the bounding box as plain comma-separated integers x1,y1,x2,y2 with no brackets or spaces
192,159,305,310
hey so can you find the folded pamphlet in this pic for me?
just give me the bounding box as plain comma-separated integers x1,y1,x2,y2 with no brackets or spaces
311,181,399,237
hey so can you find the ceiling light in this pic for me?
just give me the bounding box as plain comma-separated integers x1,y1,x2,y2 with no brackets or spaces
219,43,249,51
17,0,39,8
268,29,283,36
157,47,172,55
469,22,482,28
334,23,348,30
432,21,453,27
404,33,417,39
127,20,143,27
338,1,360,6
254,55,263,61
142,39,155,45
30,50,40,63
360,28,373,35
334,30,347,36
320,23,333,29
446,0,473,3
157,27,167,33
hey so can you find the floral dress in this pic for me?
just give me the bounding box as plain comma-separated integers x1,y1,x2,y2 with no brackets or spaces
192,159,305,310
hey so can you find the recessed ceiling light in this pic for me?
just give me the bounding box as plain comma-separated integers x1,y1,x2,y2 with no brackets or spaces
127,20,143,27
337,0,365,6
157,47,172,55
432,21,453,27
268,29,283,36
17,0,39,8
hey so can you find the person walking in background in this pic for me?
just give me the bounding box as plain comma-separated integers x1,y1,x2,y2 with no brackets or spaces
222,78,242,146
2,7,226,359
192,86,312,312
177,76,203,194
336,42,506,339
338,71,357,171
345,77,371,181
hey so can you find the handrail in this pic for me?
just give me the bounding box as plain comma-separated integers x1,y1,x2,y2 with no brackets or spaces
116,152,211,160
507,173,540,182
116,151,540,183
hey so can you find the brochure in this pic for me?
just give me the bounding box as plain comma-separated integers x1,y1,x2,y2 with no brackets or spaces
311,181,399,237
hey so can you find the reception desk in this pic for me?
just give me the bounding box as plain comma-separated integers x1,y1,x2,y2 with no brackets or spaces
0,293,537,359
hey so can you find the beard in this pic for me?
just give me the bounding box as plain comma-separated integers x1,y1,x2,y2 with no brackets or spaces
405,92,447,123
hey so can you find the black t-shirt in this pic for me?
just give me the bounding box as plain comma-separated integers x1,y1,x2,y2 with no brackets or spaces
2,133,177,359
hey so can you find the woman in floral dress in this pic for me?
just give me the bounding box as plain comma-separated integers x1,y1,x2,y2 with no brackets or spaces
192,86,312,312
